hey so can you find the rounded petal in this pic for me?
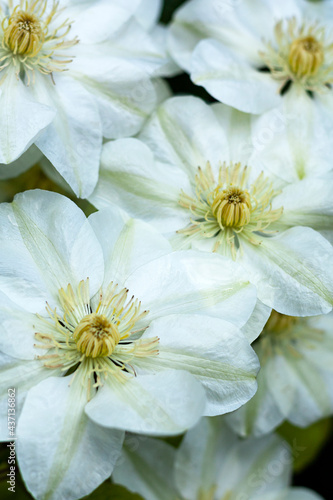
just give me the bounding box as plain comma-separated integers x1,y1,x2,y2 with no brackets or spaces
0,190,104,313
139,314,259,416
191,39,281,114
89,207,172,289
113,436,178,500
125,250,258,328
32,74,102,198
85,370,205,436
89,138,190,233
17,375,124,500
240,227,333,316
0,67,55,165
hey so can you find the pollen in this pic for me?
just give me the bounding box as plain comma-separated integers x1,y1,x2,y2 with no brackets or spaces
4,10,43,56
74,313,121,358
288,36,324,78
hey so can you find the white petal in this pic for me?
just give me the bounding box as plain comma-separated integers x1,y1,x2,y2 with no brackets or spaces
85,370,205,436
240,227,333,316
125,250,258,327
139,95,230,179
0,190,104,313
67,0,141,42
113,436,178,500
18,375,124,500
0,145,42,180
135,0,162,30
191,39,281,113
89,138,190,233
32,74,102,198
139,314,259,416
0,67,55,164
70,47,156,139
273,175,333,241
241,300,272,343
89,207,172,289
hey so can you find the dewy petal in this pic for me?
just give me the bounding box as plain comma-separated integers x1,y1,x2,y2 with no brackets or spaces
139,95,230,180
240,227,333,316
89,139,190,233
113,436,178,500
32,74,102,198
137,314,259,416
0,145,42,181
85,370,205,436
70,47,156,139
0,67,55,165
191,39,281,114
17,375,124,500
0,190,104,313
125,251,258,328
89,207,172,289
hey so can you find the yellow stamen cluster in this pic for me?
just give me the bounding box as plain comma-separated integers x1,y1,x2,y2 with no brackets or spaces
34,279,158,399
211,186,251,228
178,161,282,258
260,17,333,93
3,9,43,56
264,310,299,334
0,0,78,82
289,36,324,78
74,313,121,358
258,310,324,365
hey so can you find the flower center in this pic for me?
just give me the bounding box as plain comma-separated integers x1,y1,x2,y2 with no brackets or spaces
74,313,121,358
0,0,78,81
211,186,251,228
4,10,43,56
264,310,298,334
288,35,324,78
177,162,282,257
34,280,158,398
260,18,333,94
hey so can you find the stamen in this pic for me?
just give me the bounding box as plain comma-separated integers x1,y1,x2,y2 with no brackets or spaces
74,313,121,358
178,162,283,258
289,36,324,78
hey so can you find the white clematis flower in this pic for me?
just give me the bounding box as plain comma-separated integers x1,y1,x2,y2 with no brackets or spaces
226,310,333,437
0,0,175,198
0,190,260,500
168,0,333,167
113,417,323,500
89,96,333,317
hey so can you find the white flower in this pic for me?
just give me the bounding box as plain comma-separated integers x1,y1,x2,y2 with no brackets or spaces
0,0,175,198
113,417,323,500
226,310,333,437
0,189,260,500
89,95,333,317
168,0,333,172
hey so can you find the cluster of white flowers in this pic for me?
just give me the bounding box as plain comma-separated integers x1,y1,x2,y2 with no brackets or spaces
0,1,332,499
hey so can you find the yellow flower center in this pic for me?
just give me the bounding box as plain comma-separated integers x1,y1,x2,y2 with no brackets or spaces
178,162,282,258
4,10,43,56
264,310,298,334
288,35,324,78
74,313,121,358
211,186,251,228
